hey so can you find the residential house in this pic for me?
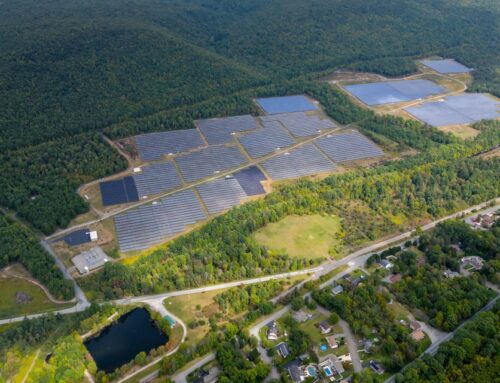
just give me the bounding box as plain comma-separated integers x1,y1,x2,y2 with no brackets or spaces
409,321,421,331
326,335,338,349
411,329,425,341
461,256,485,270
193,367,220,383
363,340,373,353
276,342,290,358
267,321,279,340
443,269,460,279
380,259,393,269
285,360,305,383
337,353,351,363
331,285,344,295
369,360,385,375
319,321,332,334
293,309,312,323
319,355,345,378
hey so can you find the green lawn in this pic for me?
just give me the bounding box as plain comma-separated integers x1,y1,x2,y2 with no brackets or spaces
300,313,328,344
0,277,70,319
254,214,342,260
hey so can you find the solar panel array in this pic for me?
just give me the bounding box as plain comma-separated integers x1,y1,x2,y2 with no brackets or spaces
100,176,139,206
262,144,336,180
405,93,499,126
420,59,471,74
115,189,207,252
315,132,384,163
195,115,259,145
197,178,248,214
344,79,446,106
239,120,295,158
262,112,336,137
63,229,91,246
134,129,206,161
233,166,267,196
133,161,182,198
175,145,248,182
256,95,318,114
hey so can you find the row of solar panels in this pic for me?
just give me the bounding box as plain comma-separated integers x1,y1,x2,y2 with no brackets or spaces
133,111,334,161
113,132,385,252
114,166,266,252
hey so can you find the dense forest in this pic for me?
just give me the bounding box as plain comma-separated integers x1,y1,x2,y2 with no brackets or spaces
395,308,500,382
0,215,73,300
0,0,498,149
0,134,128,234
0,0,498,233
392,269,494,331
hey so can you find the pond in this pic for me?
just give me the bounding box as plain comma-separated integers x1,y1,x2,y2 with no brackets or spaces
84,307,168,373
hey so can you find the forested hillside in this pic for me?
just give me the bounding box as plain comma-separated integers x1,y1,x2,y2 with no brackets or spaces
0,0,498,233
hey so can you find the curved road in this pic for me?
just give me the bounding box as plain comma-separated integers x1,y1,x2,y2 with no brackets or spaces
1,200,497,326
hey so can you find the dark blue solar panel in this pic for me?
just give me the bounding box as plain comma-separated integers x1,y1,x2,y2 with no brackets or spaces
256,95,318,114
233,166,267,196
100,177,139,206
123,176,139,202
63,229,91,246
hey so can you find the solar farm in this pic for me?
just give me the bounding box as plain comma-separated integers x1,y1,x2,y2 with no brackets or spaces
344,79,446,106
94,95,386,252
405,93,499,126
419,59,472,74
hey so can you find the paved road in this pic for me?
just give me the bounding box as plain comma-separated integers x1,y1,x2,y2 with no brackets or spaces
338,318,362,372
171,352,217,383
112,267,321,309
2,200,498,326
315,305,363,373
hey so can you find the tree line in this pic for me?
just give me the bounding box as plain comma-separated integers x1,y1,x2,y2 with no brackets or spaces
0,215,73,300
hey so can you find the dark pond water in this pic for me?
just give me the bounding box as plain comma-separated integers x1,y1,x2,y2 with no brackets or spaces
84,308,168,373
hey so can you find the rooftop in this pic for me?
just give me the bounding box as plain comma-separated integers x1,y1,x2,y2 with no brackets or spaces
71,246,109,274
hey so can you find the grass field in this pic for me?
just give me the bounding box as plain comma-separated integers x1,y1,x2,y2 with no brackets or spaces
437,125,479,140
254,215,342,260
0,277,68,319
164,288,228,346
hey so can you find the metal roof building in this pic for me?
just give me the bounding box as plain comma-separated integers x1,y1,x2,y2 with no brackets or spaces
72,246,109,274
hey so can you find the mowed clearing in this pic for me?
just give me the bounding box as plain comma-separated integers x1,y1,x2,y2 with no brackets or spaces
0,277,68,319
437,125,479,140
254,215,342,259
